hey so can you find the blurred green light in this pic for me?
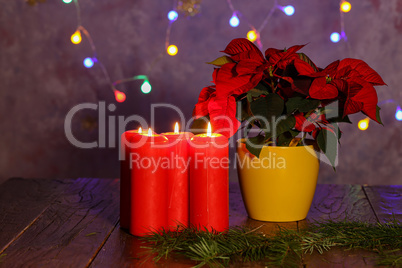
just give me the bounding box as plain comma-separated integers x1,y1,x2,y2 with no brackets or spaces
141,80,152,94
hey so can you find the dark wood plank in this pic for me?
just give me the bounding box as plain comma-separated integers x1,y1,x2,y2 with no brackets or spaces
229,181,248,226
0,178,119,268
303,249,380,268
304,184,377,223
0,177,72,253
92,182,298,268
90,224,196,268
302,184,378,267
363,185,402,223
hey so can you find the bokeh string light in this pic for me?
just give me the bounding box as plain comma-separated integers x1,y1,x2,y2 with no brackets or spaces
167,45,178,56
64,0,153,102
246,30,258,43
225,0,295,48
229,13,240,27
55,0,401,115
167,10,178,21
83,57,95,68
282,5,295,16
331,0,351,43
113,75,152,96
340,1,351,13
395,106,402,121
62,0,347,101
358,118,370,131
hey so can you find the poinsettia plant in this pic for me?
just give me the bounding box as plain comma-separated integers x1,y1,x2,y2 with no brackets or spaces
192,38,386,167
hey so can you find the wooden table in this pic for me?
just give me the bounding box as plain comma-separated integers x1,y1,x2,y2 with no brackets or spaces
0,178,400,267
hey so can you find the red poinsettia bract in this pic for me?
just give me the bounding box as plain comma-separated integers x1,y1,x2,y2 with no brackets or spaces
296,58,386,122
193,38,386,140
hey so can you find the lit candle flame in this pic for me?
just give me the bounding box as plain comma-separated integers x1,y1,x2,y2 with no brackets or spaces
138,127,142,134
147,128,153,136
207,122,212,137
174,122,179,134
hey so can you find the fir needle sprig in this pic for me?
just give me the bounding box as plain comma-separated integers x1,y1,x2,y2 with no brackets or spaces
140,219,402,268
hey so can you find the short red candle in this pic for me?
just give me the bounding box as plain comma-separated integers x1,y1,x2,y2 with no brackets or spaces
120,128,142,230
129,130,169,236
162,123,194,230
189,129,229,232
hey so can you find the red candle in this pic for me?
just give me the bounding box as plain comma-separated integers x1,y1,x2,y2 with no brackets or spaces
129,129,169,236
161,122,194,230
120,127,142,230
189,123,229,232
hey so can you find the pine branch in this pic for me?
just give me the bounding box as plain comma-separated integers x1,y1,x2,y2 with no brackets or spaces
139,219,402,267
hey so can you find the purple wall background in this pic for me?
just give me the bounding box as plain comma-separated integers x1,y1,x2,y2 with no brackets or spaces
0,0,401,185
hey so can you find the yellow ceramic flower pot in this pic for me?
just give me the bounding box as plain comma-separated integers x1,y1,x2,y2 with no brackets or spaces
236,139,319,222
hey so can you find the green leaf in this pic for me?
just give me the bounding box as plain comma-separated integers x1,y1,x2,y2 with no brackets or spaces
319,102,348,122
333,124,342,141
248,88,270,97
254,81,270,92
277,130,299,146
265,115,296,141
243,116,267,139
245,135,265,158
250,93,284,130
206,56,233,66
376,106,383,125
316,128,338,169
247,88,269,102
328,115,352,124
236,96,250,121
285,97,320,115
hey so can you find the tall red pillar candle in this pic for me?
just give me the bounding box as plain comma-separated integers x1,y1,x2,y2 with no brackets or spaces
161,122,194,230
120,127,142,230
129,129,169,236
189,123,229,232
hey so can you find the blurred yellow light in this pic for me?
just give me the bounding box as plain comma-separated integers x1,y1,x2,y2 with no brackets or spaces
147,128,153,136
247,30,258,42
358,118,369,131
174,122,179,134
167,45,178,56
138,127,142,134
340,1,351,13
71,30,82,44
